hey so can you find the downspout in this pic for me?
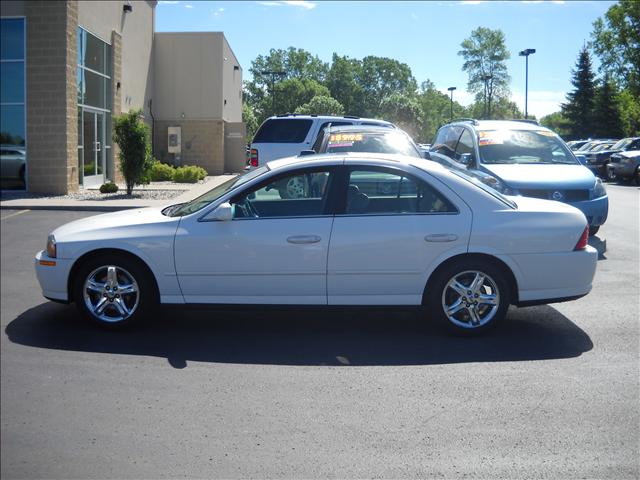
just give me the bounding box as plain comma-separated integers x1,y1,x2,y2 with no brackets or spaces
148,98,155,159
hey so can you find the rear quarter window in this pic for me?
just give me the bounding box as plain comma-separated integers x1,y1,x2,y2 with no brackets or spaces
253,119,313,143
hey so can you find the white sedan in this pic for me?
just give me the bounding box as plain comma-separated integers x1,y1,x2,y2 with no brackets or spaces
35,154,598,334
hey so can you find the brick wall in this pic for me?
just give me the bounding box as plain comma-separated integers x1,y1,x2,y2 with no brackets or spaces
154,119,225,174
26,0,78,194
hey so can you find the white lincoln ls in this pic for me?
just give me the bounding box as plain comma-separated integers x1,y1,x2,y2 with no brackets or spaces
35,153,598,334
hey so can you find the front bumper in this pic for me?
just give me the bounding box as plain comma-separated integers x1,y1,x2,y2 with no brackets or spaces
607,162,637,179
567,195,609,227
34,250,73,302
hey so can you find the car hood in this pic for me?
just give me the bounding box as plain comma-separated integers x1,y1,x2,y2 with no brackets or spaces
588,148,621,156
482,164,596,190
52,206,178,242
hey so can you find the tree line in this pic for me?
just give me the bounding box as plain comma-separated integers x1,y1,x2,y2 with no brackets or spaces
541,0,639,139
243,25,522,144
243,1,638,143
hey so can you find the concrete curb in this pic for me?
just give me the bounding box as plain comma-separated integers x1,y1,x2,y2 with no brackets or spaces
0,174,238,213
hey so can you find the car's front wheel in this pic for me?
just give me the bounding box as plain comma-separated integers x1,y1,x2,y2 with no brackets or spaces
427,259,510,335
74,255,156,328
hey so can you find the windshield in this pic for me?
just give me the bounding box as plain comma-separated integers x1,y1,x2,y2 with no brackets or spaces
478,129,578,165
166,166,270,217
449,169,517,209
611,138,632,150
324,131,421,157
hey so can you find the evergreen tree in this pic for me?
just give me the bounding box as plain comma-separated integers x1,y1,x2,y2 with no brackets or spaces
593,76,624,138
561,47,597,139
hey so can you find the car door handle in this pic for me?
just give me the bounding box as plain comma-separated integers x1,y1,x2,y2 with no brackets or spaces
425,233,458,242
287,235,321,244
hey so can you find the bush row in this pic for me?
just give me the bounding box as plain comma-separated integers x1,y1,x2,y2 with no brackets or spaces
149,160,208,184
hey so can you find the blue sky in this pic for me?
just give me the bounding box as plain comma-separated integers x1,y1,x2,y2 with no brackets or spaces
156,0,615,118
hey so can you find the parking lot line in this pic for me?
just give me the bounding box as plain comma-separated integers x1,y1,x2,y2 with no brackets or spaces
0,209,30,221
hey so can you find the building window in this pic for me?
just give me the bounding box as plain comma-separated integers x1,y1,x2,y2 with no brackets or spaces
0,17,26,189
77,27,112,185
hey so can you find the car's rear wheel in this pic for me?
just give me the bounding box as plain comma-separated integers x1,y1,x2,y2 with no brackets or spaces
74,255,155,328
427,259,510,335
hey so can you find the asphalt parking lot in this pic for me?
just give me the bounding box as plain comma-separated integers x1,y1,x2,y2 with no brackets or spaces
1,184,638,479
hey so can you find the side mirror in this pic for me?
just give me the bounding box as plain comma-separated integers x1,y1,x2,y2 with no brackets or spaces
459,153,473,166
204,202,233,221
575,154,587,165
299,150,316,156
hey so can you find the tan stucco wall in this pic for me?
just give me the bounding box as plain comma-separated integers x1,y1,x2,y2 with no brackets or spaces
77,0,154,115
153,32,224,120
222,37,242,123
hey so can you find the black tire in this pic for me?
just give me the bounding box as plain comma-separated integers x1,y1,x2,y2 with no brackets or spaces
605,168,616,182
73,254,157,329
426,259,511,336
589,225,600,236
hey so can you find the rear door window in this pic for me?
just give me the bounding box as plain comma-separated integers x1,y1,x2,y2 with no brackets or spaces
253,119,313,143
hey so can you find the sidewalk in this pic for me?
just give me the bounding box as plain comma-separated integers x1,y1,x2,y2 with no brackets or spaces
0,175,236,212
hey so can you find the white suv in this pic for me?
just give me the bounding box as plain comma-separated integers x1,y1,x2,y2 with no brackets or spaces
247,114,395,168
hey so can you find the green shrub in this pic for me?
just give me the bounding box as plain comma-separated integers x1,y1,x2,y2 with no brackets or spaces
99,182,119,193
149,160,175,181
113,109,153,195
173,165,208,183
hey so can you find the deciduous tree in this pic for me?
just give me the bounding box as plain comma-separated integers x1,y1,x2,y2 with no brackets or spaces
458,27,511,119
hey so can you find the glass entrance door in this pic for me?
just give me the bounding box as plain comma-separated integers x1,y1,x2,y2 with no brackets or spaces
82,109,105,187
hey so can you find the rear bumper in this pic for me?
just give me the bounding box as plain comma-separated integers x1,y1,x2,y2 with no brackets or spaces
507,245,598,304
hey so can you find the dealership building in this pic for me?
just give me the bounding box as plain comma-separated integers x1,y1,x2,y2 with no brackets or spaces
0,0,245,193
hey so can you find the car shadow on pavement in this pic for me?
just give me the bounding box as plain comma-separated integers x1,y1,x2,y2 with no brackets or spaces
5,301,593,369
589,235,607,260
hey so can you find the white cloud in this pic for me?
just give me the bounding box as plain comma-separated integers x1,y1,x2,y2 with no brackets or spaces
460,1,484,5
411,13,419,20
158,1,180,4
213,7,225,16
185,4,194,8
257,1,316,9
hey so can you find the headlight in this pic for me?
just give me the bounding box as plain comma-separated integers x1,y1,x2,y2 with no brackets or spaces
591,177,607,199
46,234,57,258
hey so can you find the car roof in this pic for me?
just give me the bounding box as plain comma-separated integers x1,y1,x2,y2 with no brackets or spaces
267,152,444,174
459,120,554,132
266,114,393,125
321,125,401,133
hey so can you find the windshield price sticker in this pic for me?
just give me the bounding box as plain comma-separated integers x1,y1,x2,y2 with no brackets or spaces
478,130,505,146
329,133,363,143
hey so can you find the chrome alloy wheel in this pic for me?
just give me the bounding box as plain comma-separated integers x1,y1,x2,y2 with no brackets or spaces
441,270,500,329
83,265,140,323
286,176,308,198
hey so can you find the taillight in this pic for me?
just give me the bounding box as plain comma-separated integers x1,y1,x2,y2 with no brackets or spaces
574,226,589,251
250,148,258,167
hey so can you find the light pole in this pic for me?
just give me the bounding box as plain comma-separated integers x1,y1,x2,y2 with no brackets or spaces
260,70,286,115
519,48,536,119
447,87,456,120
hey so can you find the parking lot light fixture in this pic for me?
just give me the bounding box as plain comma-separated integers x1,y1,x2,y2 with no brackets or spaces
447,87,457,120
519,48,536,119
